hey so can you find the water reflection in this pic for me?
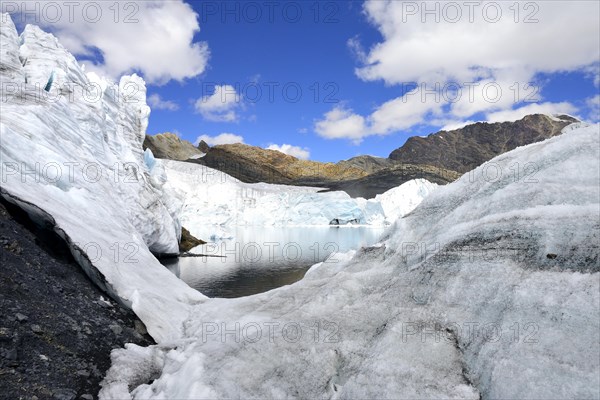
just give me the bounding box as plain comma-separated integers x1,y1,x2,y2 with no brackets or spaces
161,226,385,298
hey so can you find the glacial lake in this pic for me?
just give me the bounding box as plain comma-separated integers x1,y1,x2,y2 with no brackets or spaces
161,226,386,298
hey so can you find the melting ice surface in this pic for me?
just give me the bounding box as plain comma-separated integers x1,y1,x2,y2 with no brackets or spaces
163,226,386,298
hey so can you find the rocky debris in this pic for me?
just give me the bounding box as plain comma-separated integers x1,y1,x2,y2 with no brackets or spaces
389,114,577,173
0,199,153,398
108,324,123,336
15,313,28,322
179,227,206,252
143,132,204,161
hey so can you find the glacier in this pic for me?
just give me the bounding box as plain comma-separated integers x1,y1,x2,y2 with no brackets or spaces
0,14,205,342
101,125,600,399
161,158,438,240
2,14,599,399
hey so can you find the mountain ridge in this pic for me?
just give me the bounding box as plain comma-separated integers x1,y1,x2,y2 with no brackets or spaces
145,114,578,198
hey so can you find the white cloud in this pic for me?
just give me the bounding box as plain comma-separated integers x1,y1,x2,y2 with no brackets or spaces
12,1,210,84
439,120,477,132
195,85,242,122
147,94,179,111
485,102,577,123
315,88,444,143
347,36,367,63
585,94,600,122
326,0,598,136
195,133,244,146
266,144,310,160
315,107,367,143
358,1,599,86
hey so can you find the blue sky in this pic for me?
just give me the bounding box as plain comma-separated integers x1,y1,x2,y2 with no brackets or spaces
7,1,600,161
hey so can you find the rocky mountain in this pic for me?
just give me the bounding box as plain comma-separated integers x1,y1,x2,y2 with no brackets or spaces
143,133,204,161
320,163,461,199
145,114,579,199
336,155,396,174
190,143,369,184
389,114,578,173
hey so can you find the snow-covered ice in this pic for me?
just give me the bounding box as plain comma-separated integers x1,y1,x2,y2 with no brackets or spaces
161,159,438,239
2,15,598,399
101,125,599,398
0,14,204,342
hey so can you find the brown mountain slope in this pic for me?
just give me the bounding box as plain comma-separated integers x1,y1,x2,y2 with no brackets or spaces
143,133,204,161
191,143,369,184
336,155,396,174
147,114,578,198
389,114,578,173
319,163,461,199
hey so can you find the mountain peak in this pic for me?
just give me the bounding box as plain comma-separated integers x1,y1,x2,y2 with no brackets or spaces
389,114,578,173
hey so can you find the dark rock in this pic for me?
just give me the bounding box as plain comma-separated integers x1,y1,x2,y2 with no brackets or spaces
197,139,210,153
0,327,12,341
179,227,206,252
5,240,22,254
76,369,90,378
109,324,122,335
0,199,154,398
30,324,42,334
320,163,460,199
15,313,28,322
52,389,77,400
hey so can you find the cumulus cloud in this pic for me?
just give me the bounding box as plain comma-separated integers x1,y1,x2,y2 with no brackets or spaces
195,85,242,122
266,144,310,160
315,107,367,143
147,94,179,111
315,88,444,143
195,133,244,146
10,1,210,84
358,1,599,86
485,102,577,123
312,0,597,141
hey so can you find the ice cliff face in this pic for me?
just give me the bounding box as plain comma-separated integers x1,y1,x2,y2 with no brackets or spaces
161,159,438,240
101,124,599,399
0,14,203,341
